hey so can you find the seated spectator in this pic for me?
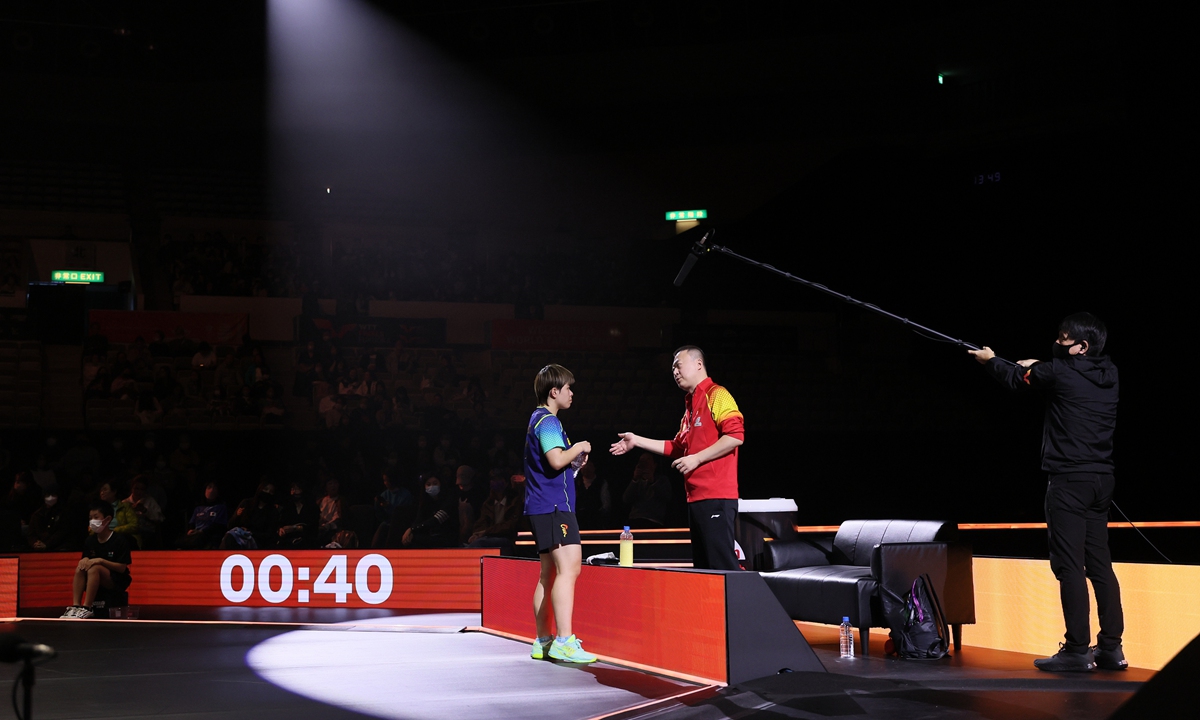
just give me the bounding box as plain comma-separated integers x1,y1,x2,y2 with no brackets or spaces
402,474,457,548
60,502,133,619
169,326,196,358
28,482,72,551
234,385,259,416
192,341,218,369
127,335,150,371
98,481,142,548
31,454,57,495
454,465,486,545
243,347,268,387
208,386,234,417
82,353,104,388
214,354,243,395
148,330,171,357
370,470,415,547
317,478,343,544
622,453,671,529
318,394,346,429
575,460,613,530
467,470,522,549
260,386,286,424
278,480,319,548
110,368,137,399
325,529,358,549
385,340,412,376
358,347,383,372
293,341,319,401
7,471,43,525
361,370,382,396
338,368,365,396
125,476,165,549
136,391,163,425
178,482,228,549
221,480,280,550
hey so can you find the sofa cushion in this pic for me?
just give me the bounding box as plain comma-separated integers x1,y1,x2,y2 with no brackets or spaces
760,565,877,627
763,538,830,571
832,520,956,567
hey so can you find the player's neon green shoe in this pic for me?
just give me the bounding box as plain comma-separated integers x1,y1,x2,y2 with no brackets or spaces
549,635,597,663
530,636,553,660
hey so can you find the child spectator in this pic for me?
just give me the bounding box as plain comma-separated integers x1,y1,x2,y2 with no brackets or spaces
278,480,319,548
60,502,132,619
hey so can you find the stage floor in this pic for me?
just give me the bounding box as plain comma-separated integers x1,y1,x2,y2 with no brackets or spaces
8,612,1153,720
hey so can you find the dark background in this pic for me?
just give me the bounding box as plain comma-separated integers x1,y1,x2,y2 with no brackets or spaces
1,2,1188,558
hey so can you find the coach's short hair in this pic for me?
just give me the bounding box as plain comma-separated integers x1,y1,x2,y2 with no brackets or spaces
534,364,575,404
673,345,705,365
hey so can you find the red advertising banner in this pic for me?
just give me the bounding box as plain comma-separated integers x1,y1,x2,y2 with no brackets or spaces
489,319,628,352
0,558,16,618
88,310,250,345
482,556,727,683
18,549,497,611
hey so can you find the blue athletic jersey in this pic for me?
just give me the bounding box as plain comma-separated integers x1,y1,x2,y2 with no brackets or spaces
523,407,576,515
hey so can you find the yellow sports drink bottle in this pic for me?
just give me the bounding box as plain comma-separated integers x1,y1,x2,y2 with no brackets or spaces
619,526,633,566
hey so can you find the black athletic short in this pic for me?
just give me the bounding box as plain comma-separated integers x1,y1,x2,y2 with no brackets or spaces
527,509,581,553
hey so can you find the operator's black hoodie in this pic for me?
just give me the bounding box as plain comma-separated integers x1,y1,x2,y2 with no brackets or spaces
986,354,1118,474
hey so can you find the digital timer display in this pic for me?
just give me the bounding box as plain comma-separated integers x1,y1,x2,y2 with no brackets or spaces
221,553,393,605
974,172,1001,185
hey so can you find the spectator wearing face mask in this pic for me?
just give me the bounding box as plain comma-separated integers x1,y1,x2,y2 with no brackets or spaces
278,480,319,548
402,474,457,548
28,481,72,551
60,502,133,619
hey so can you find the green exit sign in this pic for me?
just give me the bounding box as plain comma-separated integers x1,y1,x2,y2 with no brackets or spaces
52,270,105,283
665,209,707,221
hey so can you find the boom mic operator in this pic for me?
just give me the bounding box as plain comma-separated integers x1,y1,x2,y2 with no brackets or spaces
673,229,714,287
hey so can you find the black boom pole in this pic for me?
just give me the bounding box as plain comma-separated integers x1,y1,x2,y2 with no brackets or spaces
673,230,1016,366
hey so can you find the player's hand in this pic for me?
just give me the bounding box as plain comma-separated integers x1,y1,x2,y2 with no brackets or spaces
610,433,638,455
671,455,702,475
76,558,92,571
574,441,592,455
1016,359,1040,368
968,347,995,364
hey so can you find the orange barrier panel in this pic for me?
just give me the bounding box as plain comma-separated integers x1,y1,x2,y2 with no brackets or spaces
962,557,1200,671
0,558,17,618
18,549,497,611
482,556,728,684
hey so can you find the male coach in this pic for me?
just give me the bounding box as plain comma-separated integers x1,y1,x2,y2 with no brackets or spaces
610,346,744,570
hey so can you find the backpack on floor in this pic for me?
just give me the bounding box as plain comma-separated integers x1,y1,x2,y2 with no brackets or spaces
882,573,951,659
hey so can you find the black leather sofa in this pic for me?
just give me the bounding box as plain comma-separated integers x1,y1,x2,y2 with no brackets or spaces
760,519,975,655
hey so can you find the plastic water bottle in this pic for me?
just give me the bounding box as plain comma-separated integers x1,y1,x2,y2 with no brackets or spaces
619,526,634,566
839,617,855,658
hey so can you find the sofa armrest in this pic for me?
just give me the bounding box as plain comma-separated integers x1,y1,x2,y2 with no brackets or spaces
871,541,975,626
763,538,831,572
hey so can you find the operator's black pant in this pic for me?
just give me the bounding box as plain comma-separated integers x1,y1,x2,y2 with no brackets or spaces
1045,473,1124,652
688,498,740,570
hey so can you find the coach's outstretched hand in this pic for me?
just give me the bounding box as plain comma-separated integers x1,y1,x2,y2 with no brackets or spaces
610,432,638,455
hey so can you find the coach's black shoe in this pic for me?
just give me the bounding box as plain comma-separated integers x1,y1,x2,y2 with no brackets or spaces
1093,645,1128,671
1033,644,1096,672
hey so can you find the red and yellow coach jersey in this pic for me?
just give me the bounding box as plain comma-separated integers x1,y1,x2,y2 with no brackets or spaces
662,377,745,502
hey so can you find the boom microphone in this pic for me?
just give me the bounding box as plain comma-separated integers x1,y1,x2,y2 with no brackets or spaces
673,229,714,287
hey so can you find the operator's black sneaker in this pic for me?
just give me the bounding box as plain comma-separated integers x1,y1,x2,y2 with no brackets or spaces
1033,644,1096,672
1093,645,1128,671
